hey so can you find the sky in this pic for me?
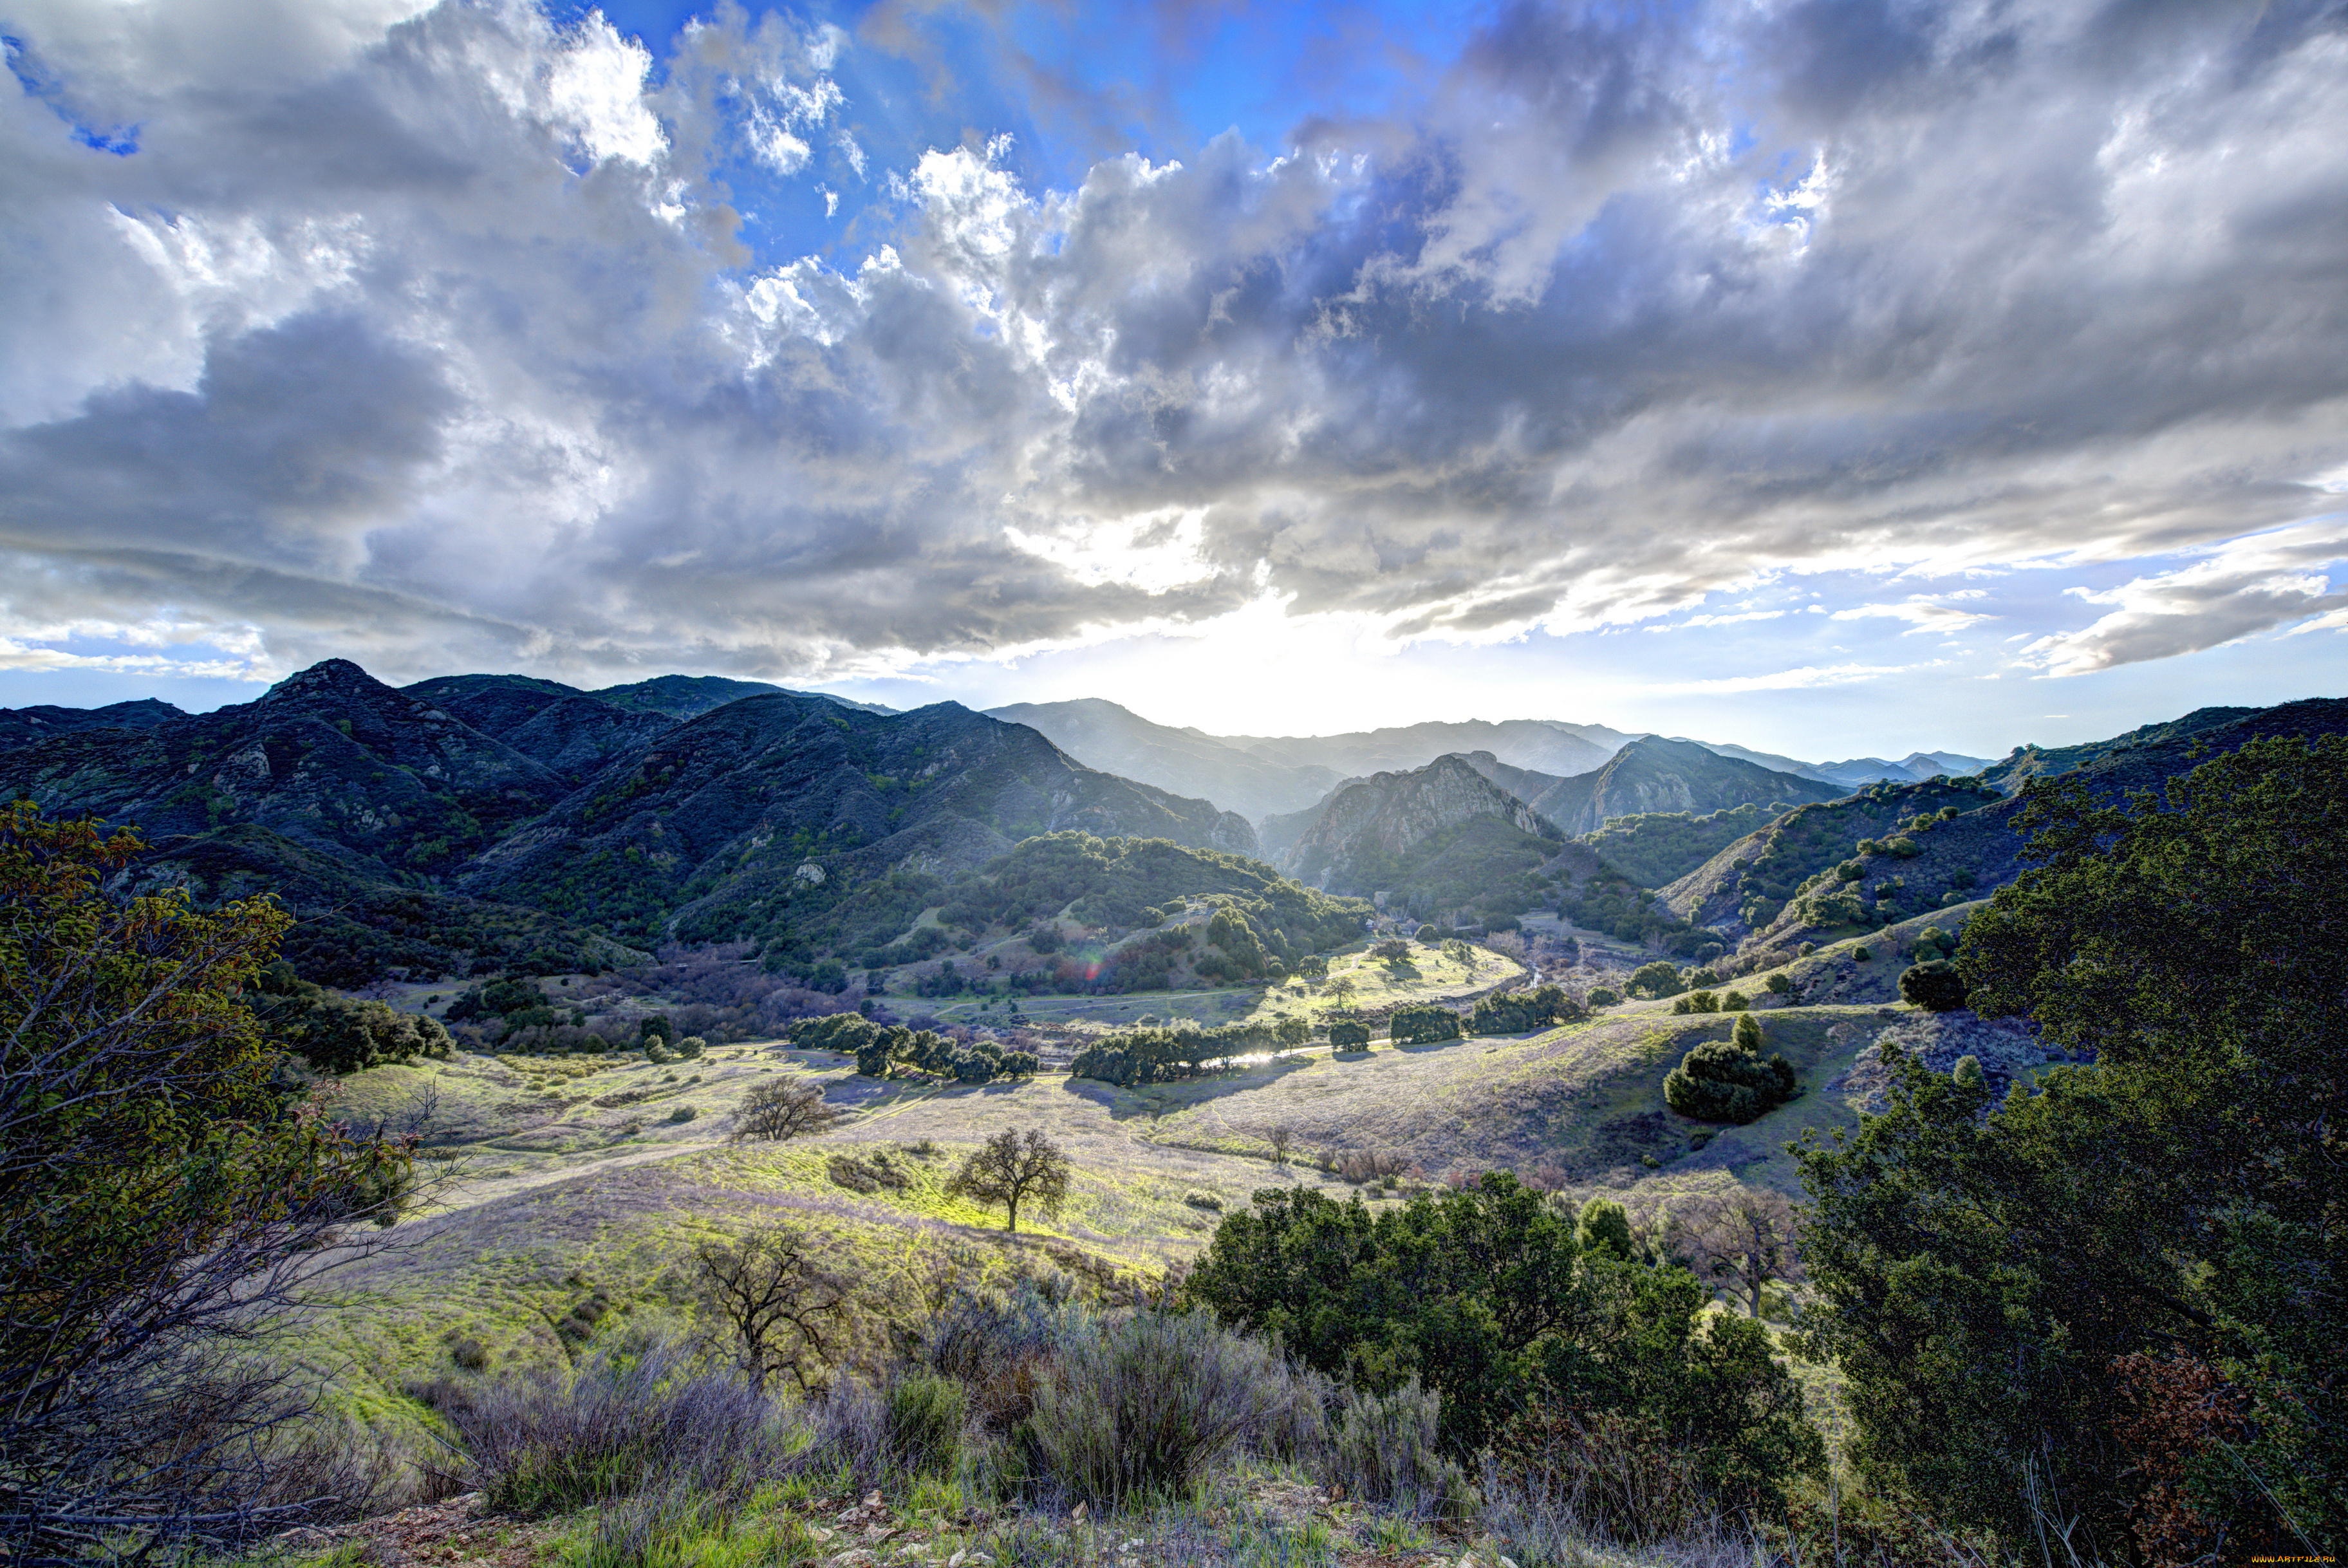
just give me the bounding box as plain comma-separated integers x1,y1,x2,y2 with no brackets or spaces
0,0,2343,761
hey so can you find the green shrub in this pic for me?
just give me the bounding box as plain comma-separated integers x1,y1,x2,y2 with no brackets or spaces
666,1105,698,1124
1852,945,1872,962
1951,1054,1984,1088
1899,959,1969,1012
1330,1379,1466,1517
1415,924,1440,942
1670,990,1719,1015
1587,986,1621,1007
1663,1015,1798,1123
675,1036,705,1059
1765,973,1792,994
1028,1311,1301,1504
885,1370,966,1474
1328,1020,1371,1050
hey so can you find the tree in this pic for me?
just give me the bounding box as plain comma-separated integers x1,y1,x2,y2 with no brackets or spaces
1576,1197,1634,1260
730,1079,839,1143
1374,938,1413,965
1329,1020,1370,1051
1328,975,1358,1009
1,804,416,1563
946,1127,1071,1234
1626,960,1684,999
1673,1189,1800,1318
1388,1004,1462,1045
1898,958,1968,1012
694,1224,848,1393
1273,1014,1310,1049
1267,1123,1295,1169
1798,738,2348,1562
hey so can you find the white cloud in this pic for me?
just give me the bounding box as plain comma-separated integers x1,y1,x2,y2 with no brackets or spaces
1831,598,1997,634
0,0,2343,695
2020,522,2348,676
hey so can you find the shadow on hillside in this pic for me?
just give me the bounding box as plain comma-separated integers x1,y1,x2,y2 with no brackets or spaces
1056,1051,1323,1121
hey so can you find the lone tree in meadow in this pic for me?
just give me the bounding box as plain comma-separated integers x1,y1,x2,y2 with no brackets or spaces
947,1127,1072,1234
731,1079,840,1143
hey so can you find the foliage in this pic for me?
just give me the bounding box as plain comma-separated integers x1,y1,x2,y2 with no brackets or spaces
0,803,416,1563
1387,1003,1462,1045
945,1128,1071,1234
1798,736,2348,1562
1328,1020,1370,1051
248,962,451,1074
1663,1016,1797,1123
1068,1023,1262,1086
1466,984,1583,1036
1585,802,1780,890
1184,1175,1823,1509
1625,960,1684,999
1330,1378,1466,1517
1668,1190,1801,1317
1028,1309,1311,1505
1897,958,1968,1012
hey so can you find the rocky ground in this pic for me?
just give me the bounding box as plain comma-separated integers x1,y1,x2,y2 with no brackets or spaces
1826,1009,2085,1113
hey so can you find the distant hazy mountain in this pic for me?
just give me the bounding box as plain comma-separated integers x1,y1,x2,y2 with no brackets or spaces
985,698,1341,823
989,700,1628,823
1686,739,1992,787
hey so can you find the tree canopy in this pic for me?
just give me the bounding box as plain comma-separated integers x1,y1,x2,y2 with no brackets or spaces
1796,736,2347,1563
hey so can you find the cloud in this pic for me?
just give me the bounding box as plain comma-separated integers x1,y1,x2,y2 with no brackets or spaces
2020,521,2348,676
0,0,2343,690
1831,598,1997,634
1652,661,1919,695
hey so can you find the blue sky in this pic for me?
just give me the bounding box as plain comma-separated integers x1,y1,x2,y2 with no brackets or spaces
0,0,2343,760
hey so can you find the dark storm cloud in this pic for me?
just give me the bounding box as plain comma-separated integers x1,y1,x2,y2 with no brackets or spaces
0,0,2342,686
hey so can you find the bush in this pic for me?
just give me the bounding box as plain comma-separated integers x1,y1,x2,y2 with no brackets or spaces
1329,1020,1370,1050
667,1104,698,1124
1415,924,1440,942
1899,958,1969,1012
1330,1379,1467,1517
1587,986,1620,1007
452,1341,779,1518
1663,1015,1798,1123
1028,1311,1307,1504
1852,945,1872,961
884,1370,966,1474
1670,990,1719,1015
1765,973,1793,994
1388,1004,1462,1045
675,1036,706,1059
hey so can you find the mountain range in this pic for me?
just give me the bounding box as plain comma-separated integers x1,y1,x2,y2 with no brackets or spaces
5,659,2336,984
989,698,1984,826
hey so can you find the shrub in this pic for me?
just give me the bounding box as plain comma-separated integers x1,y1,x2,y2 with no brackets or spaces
1852,945,1872,961
884,1371,967,1475
452,1341,779,1518
1415,924,1440,942
1587,986,1620,1007
667,1104,698,1124
1329,1020,1371,1050
1330,1379,1466,1517
1952,1053,1985,1088
1670,990,1719,1015
1000,1050,1039,1076
1183,1190,1224,1210
1663,1016,1798,1123
1722,990,1748,1010
1765,973,1793,994
1027,1311,1303,1504
675,1036,705,1059
1899,958,1969,1012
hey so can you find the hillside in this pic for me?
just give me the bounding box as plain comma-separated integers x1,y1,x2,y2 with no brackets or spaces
1583,801,1785,888
985,698,1341,822
1523,736,1840,834
1657,774,2009,942
1,661,1258,978
1661,695,2348,956
0,696,185,751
